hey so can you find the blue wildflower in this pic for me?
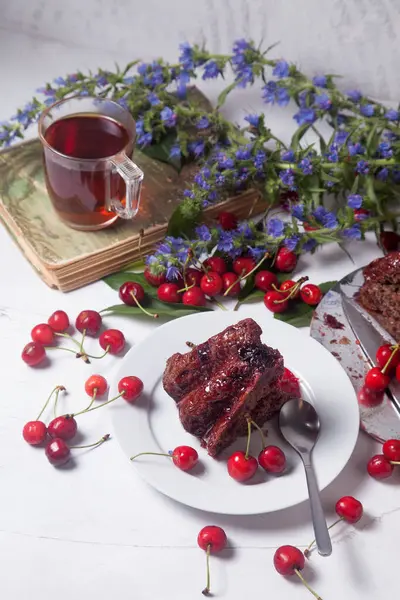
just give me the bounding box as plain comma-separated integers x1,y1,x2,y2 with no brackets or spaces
279,169,296,188
347,194,363,209
160,107,177,128
145,254,158,265
232,39,251,54
244,114,259,127
356,160,369,175
215,173,226,186
176,70,191,98
183,189,194,198
177,248,190,263
116,96,129,110
238,222,253,237
248,247,266,261
147,93,161,106
385,109,399,121
273,60,290,78
360,104,374,117
44,97,57,106
284,235,301,251
326,143,339,163
123,76,136,85
254,150,266,170
235,145,252,160
36,87,56,96
299,158,313,175
276,88,290,106
293,108,316,126
348,142,365,156
315,93,332,111
392,169,400,184
207,190,218,203
298,90,314,108
262,81,290,106
378,142,393,158
53,76,66,86
292,204,305,220
157,242,171,254
194,172,210,190
217,154,235,170
196,116,210,130
334,130,349,145
303,239,317,252
312,75,327,87
377,167,389,181
95,74,108,87
166,265,182,281
179,42,194,68
188,140,205,158
217,231,234,253
313,206,338,228
347,90,362,102
342,224,362,240
281,150,295,162
169,144,181,159
324,180,335,189
202,60,221,80
137,132,152,147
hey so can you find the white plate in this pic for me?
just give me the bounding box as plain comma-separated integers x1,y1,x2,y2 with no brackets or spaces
110,307,359,515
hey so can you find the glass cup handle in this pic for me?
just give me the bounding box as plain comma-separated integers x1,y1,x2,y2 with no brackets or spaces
109,153,144,219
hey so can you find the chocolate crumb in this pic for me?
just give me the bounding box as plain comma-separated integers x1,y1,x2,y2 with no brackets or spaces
338,336,351,345
323,313,345,330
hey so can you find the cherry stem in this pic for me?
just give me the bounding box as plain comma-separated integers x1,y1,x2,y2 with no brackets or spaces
53,386,65,418
294,569,322,600
178,282,195,293
54,332,81,349
36,385,65,421
247,417,266,449
77,388,98,415
186,341,196,348
382,344,400,374
71,434,110,450
202,544,211,596
223,252,269,297
79,329,86,354
182,249,193,288
76,346,110,360
73,391,124,417
390,461,400,465
305,517,342,555
130,291,159,318
245,418,252,460
272,276,309,301
223,274,242,297
130,451,173,461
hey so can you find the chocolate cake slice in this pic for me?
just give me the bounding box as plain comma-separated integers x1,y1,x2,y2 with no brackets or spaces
162,318,290,457
358,251,400,342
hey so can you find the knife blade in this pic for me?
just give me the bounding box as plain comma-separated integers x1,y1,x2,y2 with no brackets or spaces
341,294,400,413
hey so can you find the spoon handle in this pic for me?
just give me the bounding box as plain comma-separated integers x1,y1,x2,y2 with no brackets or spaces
304,461,332,557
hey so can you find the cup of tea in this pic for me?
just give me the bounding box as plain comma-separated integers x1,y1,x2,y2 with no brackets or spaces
38,95,144,231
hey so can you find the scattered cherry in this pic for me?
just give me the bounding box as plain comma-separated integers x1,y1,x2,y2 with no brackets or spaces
45,437,71,466
367,454,394,479
200,272,223,296
365,367,390,392
31,323,55,345
203,257,227,275
119,281,145,305
130,445,198,471
99,329,125,355
233,257,256,276
264,290,288,313
300,284,322,306
118,376,144,402
254,270,278,292
197,525,227,596
227,451,258,482
85,374,108,397
218,211,238,230
21,341,46,366
357,384,384,407
22,421,47,445
48,415,78,441
48,310,70,332
222,272,241,296
280,279,300,299
275,248,297,272
335,496,363,523
376,344,400,372
157,283,181,304
144,267,166,287
258,445,286,473
382,439,400,462
183,287,207,307
185,268,203,287
75,310,102,336
274,545,321,599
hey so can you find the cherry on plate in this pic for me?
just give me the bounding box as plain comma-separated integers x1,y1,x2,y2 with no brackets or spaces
258,445,286,473
118,376,144,402
227,450,258,482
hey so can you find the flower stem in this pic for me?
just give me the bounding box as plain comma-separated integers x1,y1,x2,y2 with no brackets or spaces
304,517,342,556
36,385,65,421
71,434,110,450
130,451,172,461
294,569,322,600
74,391,124,416
202,544,211,596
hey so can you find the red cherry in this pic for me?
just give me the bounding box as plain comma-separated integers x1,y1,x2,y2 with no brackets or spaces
303,223,318,231
99,329,125,354
203,257,227,275
382,439,400,462
21,342,46,366
222,272,241,296
185,268,203,287
397,363,400,383
118,376,144,402
254,270,278,292
233,257,256,276
85,374,108,397
22,421,47,445
48,415,77,441
227,450,258,482
144,267,166,287
218,211,238,230
365,367,390,392
279,279,300,299
48,310,70,332
75,310,102,336
31,323,55,345
172,446,198,471
45,437,71,466
354,208,370,221
357,385,384,407
367,454,394,479
335,496,363,523
264,290,288,313
300,283,322,306
278,368,301,397
275,248,297,273
157,283,182,303
258,445,286,473
273,545,304,576
380,231,400,252
119,281,145,305
376,344,400,372
182,287,206,307
197,525,227,553
200,272,223,296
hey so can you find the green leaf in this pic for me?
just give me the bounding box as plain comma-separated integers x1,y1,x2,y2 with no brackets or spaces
121,259,146,272
274,301,314,327
237,289,264,305
291,123,310,151
311,126,326,153
103,271,157,296
167,203,202,237
101,301,213,319
238,274,256,301
318,280,337,294
217,82,237,108
141,132,181,171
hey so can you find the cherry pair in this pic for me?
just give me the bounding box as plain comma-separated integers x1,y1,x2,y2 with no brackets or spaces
263,276,323,314
367,438,400,479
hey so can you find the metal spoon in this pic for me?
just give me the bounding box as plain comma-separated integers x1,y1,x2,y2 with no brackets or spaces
279,398,332,557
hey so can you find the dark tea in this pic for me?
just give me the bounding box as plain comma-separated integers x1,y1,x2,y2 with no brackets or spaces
43,113,133,229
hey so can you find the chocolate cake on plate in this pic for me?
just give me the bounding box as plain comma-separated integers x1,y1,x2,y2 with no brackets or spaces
162,318,297,457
